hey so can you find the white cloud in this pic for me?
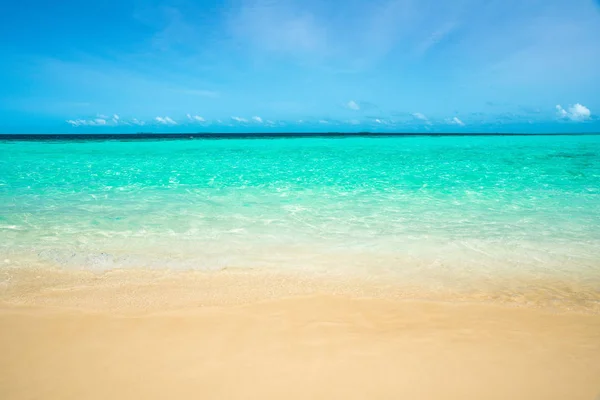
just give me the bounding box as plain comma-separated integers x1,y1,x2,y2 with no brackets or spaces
412,112,433,125
556,105,568,118
67,114,126,127
229,0,328,58
155,116,177,125
231,116,248,123
252,116,263,123
318,120,329,124
227,0,429,70
451,117,465,126
374,118,392,125
346,100,360,111
569,104,591,121
187,114,206,122
556,104,591,121
131,118,145,126
444,116,466,126
65,118,107,127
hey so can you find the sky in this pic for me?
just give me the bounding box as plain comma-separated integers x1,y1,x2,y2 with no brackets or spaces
1,0,599,133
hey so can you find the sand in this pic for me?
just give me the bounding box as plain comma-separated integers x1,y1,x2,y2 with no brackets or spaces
1,268,600,399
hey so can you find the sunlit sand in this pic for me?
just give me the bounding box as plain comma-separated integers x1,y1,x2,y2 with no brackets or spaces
1,268,599,400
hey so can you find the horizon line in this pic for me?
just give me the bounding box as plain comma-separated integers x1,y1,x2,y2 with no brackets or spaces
1,132,600,141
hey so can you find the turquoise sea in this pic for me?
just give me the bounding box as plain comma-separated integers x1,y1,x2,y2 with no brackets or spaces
1,135,600,307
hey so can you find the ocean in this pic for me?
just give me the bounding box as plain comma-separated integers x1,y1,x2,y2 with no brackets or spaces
1,135,599,308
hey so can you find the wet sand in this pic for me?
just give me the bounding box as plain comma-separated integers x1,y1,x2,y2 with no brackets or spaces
1,269,600,399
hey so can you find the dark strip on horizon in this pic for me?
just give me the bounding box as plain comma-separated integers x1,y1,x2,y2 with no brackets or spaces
0,132,598,141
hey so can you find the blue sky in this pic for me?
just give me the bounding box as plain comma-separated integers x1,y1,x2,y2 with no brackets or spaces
1,0,599,133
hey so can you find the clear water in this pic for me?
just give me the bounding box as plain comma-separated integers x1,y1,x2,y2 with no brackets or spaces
1,135,599,302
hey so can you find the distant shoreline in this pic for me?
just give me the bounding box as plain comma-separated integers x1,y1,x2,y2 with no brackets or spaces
1,132,600,141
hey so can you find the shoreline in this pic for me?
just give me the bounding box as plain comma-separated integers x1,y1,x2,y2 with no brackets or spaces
2,266,599,314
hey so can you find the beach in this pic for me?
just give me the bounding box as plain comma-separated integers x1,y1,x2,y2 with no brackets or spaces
1,268,600,400
2,0,600,392
1,135,600,398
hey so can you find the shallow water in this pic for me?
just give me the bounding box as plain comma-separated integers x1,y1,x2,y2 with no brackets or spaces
1,135,599,306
